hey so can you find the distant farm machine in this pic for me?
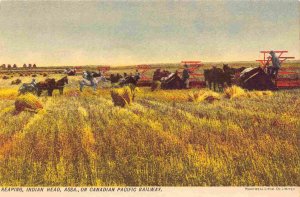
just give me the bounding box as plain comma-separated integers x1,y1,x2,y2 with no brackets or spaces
135,61,206,87
136,64,153,86
72,65,110,75
136,64,152,81
179,61,206,88
73,66,83,74
256,50,299,88
97,66,111,77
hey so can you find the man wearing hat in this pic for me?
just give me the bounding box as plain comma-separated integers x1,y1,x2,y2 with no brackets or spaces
134,69,141,81
30,78,36,87
84,70,94,86
268,51,281,78
182,64,190,89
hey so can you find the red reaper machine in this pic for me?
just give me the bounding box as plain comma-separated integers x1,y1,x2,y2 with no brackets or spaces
238,50,298,90
136,64,152,86
256,50,299,88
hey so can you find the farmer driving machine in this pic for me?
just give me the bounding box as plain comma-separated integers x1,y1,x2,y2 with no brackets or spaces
178,61,206,88
256,50,299,88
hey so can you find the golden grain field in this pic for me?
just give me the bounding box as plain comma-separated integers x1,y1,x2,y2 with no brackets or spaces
0,74,299,186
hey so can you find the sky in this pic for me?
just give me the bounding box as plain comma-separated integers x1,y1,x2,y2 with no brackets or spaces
0,1,299,67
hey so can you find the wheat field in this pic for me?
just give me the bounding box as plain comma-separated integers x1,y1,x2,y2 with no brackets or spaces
0,74,299,186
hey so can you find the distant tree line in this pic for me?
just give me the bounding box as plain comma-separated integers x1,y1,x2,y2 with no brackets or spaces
0,64,37,69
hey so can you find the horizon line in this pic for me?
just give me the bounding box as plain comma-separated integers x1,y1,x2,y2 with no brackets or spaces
2,59,299,68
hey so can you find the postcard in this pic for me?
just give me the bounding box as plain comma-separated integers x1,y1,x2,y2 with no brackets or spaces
0,1,299,197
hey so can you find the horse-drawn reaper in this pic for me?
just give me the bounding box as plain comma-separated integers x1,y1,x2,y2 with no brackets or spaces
18,79,38,95
238,67,277,90
255,50,298,89
18,76,69,96
235,50,297,90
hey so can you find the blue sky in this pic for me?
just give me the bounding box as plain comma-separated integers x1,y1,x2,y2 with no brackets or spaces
0,1,298,66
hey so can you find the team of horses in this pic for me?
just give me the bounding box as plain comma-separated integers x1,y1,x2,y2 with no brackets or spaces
203,64,240,91
19,76,68,96
151,64,276,91
151,64,236,90
18,64,278,96
37,76,69,96
202,64,276,91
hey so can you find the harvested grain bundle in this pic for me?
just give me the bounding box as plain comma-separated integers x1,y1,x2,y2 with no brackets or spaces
43,73,48,77
11,79,22,85
188,89,220,103
111,87,132,107
151,80,161,91
111,85,138,107
224,85,247,99
2,76,9,80
262,91,273,96
15,93,43,112
32,74,37,77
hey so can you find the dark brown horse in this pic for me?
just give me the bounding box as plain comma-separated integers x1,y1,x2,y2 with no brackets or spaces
119,76,139,87
153,69,171,81
36,78,56,96
53,76,68,95
110,73,123,83
204,67,231,91
37,76,68,96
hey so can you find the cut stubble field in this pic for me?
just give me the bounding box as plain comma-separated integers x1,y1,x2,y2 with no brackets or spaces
0,75,299,186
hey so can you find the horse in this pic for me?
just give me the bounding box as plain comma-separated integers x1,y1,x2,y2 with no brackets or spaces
79,76,110,91
36,78,56,96
110,73,123,83
119,76,139,87
153,69,171,81
53,76,68,95
223,64,246,77
204,67,231,91
91,71,102,78
11,79,22,85
64,68,76,76
36,76,68,96
222,64,247,85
